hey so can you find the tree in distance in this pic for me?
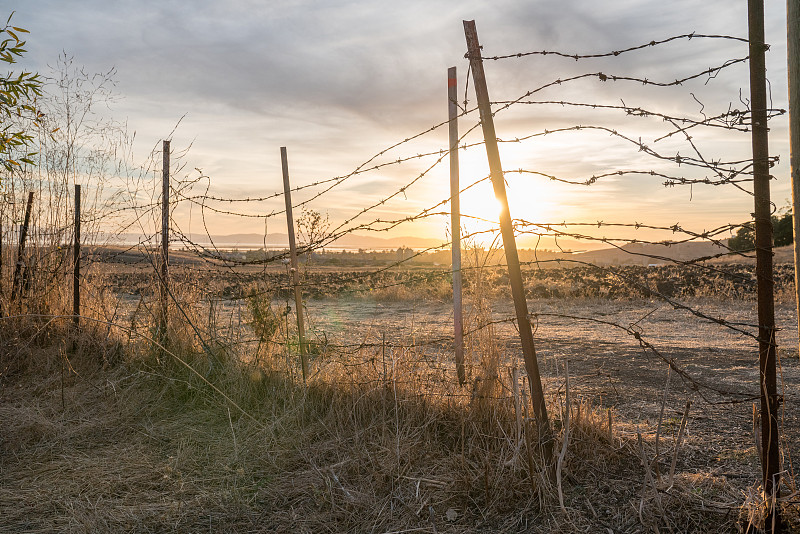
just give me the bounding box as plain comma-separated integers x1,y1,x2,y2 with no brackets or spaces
728,208,794,251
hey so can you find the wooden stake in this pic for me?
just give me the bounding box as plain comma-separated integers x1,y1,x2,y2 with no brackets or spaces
448,66,466,385
12,191,34,301
0,211,4,316
160,140,170,339
747,1,781,529
463,19,554,471
789,0,800,356
281,147,308,382
73,184,81,328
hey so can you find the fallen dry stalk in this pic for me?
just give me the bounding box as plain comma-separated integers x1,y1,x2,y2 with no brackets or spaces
654,364,672,482
557,361,570,515
668,399,691,488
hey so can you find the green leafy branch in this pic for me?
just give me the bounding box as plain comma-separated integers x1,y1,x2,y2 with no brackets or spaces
0,11,43,173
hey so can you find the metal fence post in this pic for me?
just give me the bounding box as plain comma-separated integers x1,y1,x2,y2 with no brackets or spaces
448,66,466,385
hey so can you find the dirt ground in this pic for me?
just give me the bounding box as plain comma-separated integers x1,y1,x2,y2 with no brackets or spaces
303,296,800,493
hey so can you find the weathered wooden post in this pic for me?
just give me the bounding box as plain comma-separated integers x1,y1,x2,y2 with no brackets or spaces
73,184,81,328
748,1,781,530
281,147,308,382
463,20,554,469
0,212,4,315
448,66,466,385
788,0,800,356
160,140,170,339
12,191,34,301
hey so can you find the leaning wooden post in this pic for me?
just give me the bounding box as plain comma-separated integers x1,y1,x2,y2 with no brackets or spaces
73,184,81,328
789,0,800,356
463,20,554,467
281,147,308,382
448,66,466,385
12,191,34,301
160,140,170,339
748,1,781,530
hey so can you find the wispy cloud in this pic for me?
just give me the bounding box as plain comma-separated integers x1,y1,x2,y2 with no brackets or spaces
5,0,792,240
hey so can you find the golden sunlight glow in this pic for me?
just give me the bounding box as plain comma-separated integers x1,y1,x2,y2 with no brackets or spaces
449,142,579,247
459,184,502,225
505,175,561,224
456,173,563,246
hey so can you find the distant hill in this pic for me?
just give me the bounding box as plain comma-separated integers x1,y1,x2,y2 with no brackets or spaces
569,241,731,266
569,241,799,266
110,232,445,250
515,235,610,253
104,232,797,266
323,234,445,249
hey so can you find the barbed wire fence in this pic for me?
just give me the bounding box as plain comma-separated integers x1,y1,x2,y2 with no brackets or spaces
1,14,796,530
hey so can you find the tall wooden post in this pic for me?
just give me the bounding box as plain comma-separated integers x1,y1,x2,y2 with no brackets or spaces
449,66,466,385
463,20,554,468
160,140,170,338
0,212,4,315
281,147,308,382
12,191,34,300
73,184,81,328
789,0,800,356
748,1,781,530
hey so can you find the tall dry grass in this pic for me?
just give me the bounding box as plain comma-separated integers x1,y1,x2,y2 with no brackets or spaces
3,243,797,532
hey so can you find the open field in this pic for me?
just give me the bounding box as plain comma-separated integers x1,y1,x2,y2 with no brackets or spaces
2,254,800,533
6,5,796,528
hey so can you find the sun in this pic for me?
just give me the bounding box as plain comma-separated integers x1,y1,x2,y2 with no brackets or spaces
455,175,561,244
454,181,504,245
450,145,565,245
459,183,503,225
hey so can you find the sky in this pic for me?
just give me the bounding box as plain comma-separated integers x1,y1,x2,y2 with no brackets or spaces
4,0,794,249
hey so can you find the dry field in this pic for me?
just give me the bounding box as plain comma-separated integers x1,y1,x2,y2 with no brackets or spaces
1,255,799,533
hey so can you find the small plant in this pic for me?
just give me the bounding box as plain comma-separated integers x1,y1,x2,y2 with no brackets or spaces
296,207,331,273
247,289,279,344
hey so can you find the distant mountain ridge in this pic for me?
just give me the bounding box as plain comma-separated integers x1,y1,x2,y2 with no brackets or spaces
196,233,447,249
110,232,446,250
105,232,757,266
569,241,729,265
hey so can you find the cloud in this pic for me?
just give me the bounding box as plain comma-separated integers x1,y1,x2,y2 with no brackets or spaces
4,0,792,239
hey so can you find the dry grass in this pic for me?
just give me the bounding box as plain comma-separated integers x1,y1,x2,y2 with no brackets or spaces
1,335,761,533
1,251,797,532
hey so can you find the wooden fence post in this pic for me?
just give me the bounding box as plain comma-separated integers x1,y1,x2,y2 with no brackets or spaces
449,66,466,385
0,212,4,315
748,1,781,530
73,184,80,328
160,140,170,339
281,146,308,382
463,20,554,470
788,0,800,357
12,191,34,301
